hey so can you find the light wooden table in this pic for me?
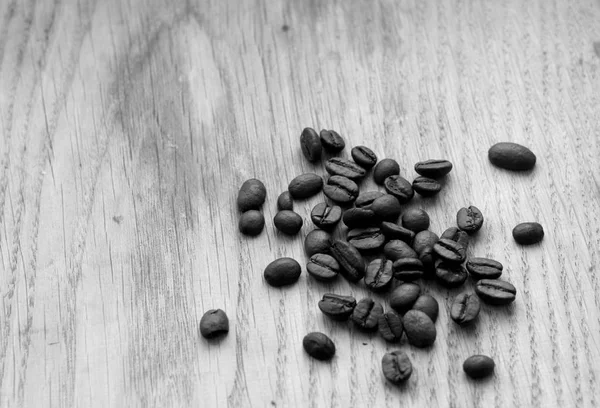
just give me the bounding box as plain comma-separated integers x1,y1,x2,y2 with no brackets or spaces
1,0,600,407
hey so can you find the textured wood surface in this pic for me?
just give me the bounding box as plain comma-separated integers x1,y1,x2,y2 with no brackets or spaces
1,0,600,406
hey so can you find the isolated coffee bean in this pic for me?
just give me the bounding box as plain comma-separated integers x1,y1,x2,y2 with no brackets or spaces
300,127,322,162
371,195,402,221
319,129,345,153
351,146,378,168
414,159,453,178
330,240,365,282
393,258,424,281
435,260,468,288
384,240,418,261
463,355,495,379
389,283,421,313
342,208,378,228
304,229,332,256
264,257,302,287
433,238,467,263
381,222,415,243
488,142,536,171
274,210,304,235
303,332,336,360
373,158,400,184
384,175,414,203
475,279,517,305
288,173,323,199
378,311,404,342
402,209,430,232
351,298,384,331
325,158,366,180
382,351,412,384
457,206,484,234
466,258,503,280
277,191,293,211
237,178,267,212
199,309,229,339
364,259,393,291
311,202,342,230
412,177,442,197
307,254,339,282
318,294,357,321
412,294,439,322
512,222,544,245
355,191,385,209
347,228,385,251
323,175,359,204
238,210,265,236
403,310,436,348
450,293,481,325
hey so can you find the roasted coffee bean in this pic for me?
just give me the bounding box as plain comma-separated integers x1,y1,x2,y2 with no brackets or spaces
288,173,323,199
323,175,359,204
440,227,469,248
307,254,339,282
384,175,414,203
393,258,424,282
389,283,421,313
351,146,378,168
451,293,481,325
237,178,267,212
355,191,385,209
402,209,430,232
351,298,384,331
304,229,332,256
318,294,357,321
373,159,400,184
199,309,229,339
347,228,385,251
463,355,495,379
475,279,517,305
371,194,402,221
319,129,345,153
512,222,544,245
342,208,378,228
264,257,302,287
300,127,322,162
457,206,484,234
325,158,366,180
435,260,468,288
274,210,303,235
433,238,467,263
414,159,453,178
238,210,265,236
330,240,365,282
488,142,536,171
412,176,442,197
311,202,342,230
303,332,336,360
382,351,412,383
378,311,404,342
403,310,436,348
380,222,416,243
384,240,418,261
413,230,439,275
277,191,293,211
412,295,439,322
364,259,394,291
466,258,503,280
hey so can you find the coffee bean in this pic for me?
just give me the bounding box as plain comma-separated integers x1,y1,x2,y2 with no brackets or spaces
351,146,378,168
382,351,412,383
440,227,470,248
237,178,267,212
274,210,304,235
512,222,544,245
347,228,385,251
378,311,404,342
488,142,536,171
412,295,439,322
318,293,357,321
384,240,418,261
403,310,436,348
384,175,414,203
475,279,517,305
433,238,467,263
307,254,339,282
393,258,424,282
355,191,385,209
435,259,468,288
380,222,416,243
466,258,503,280
463,355,495,379
364,259,394,291
264,257,302,287
412,177,442,197
330,240,366,282
325,158,366,180
371,194,402,221
323,175,359,204
457,206,484,234
373,159,400,184
277,191,293,211
402,209,430,232
450,293,481,325
199,309,229,339
342,208,378,228
311,202,342,230
288,173,323,199
351,298,384,331
389,283,421,313
303,332,336,360
300,127,322,162
304,229,332,256
414,159,453,178
238,210,265,236
319,129,345,153
413,230,439,275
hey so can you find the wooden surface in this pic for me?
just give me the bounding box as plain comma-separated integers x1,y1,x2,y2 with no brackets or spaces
1,0,600,406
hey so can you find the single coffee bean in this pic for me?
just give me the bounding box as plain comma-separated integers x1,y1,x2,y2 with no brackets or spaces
393,258,424,282
351,298,384,331
330,240,365,282
488,142,536,171
413,230,439,275
351,146,378,168
414,159,453,178
318,293,357,321
364,259,394,291
323,175,359,204
466,258,503,280
440,227,470,248
378,311,404,342
304,229,332,256
325,157,366,180
382,351,412,384
347,228,385,251
403,310,437,348
319,129,345,153
435,259,468,288
311,202,342,230
277,191,293,211
402,209,430,232
307,254,339,282
288,173,323,199
274,210,304,235
238,210,265,236
300,127,322,162
237,178,267,212
355,191,385,209
389,283,421,313
412,176,442,197
381,222,415,243
384,175,414,203
264,257,302,287
412,294,439,322
199,309,229,339
475,279,517,305
342,208,378,228
384,240,418,261
451,293,481,325
512,222,544,245
373,158,400,184
463,355,495,379
371,194,402,221
303,332,336,360
433,238,467,263
457,206,484,234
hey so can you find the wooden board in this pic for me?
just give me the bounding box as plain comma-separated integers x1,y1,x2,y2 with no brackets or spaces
1,0,600,406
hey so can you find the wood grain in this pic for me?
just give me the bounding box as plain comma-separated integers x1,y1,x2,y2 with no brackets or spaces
1,0,600,406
